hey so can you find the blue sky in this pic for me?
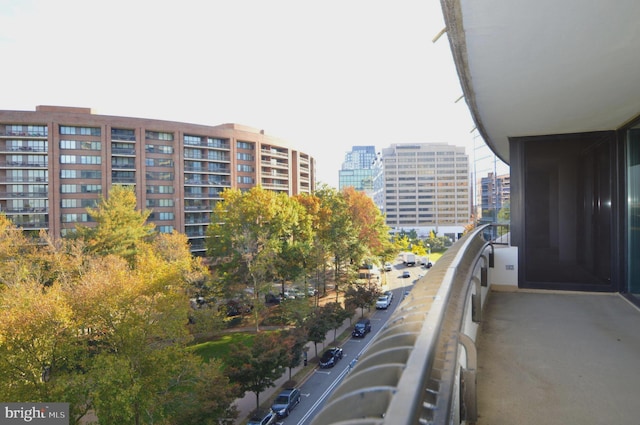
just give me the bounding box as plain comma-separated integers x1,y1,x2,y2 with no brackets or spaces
0,0,487,187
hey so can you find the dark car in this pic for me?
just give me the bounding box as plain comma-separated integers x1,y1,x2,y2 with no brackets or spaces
271,388,301,418
247,408,276,425
402,271,411,278
352,318,371,338
319,347,344,368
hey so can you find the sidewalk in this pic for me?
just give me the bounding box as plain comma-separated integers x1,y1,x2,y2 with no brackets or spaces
232,310,358,424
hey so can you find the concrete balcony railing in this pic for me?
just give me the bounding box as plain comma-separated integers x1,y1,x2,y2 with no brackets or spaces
311,224,499,425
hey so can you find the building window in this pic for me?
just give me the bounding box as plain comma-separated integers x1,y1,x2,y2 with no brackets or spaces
7,125,48,137
158,212,174,220
145,158,174,167
111,128,136,141
237,141,254,150
60,155,102,165
157,225,174,233
146,185,174,194
61,169,101,179
145,172,174,181
237,152,254,161
208,138,229,149
61,184,102,194
7,140,47,151
237,176,254,184
60,140,101,150
145,144,174,154
236,164,253,172
62,213,91,223
59,126,101,136
145,130,173,141
146,198,174,208
184,135,202,145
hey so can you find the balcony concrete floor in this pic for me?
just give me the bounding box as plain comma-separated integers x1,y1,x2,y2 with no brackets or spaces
477,289,640,425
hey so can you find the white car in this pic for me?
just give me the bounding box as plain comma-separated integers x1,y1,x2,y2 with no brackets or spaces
384,262,393,271
376,295,391,309
384,290,394,303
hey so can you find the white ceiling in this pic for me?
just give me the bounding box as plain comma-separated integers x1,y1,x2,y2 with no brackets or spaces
441,0,640,163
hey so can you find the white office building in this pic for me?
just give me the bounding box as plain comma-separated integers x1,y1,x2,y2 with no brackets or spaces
375,143,470,241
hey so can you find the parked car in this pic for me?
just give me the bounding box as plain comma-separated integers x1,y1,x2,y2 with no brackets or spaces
223,300,253,316
271,388,301,418
376,295,391,309
352,318,371,338
247,408,276,425
265,293,281,305
402,271,411,278
384,262,393,271
282,291,296,300
319,347,344,368
384,290,394,303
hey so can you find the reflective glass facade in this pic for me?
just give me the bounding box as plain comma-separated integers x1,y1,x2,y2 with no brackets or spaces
627,126,640,298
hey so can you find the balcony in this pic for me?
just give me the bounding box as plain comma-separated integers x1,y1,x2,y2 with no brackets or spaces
0,177,48,183
0,191,48,199
311,225,640,425
0,161,48,168
0,131,48,138
260,148,288,158
260,160,288,168
111,148,136,156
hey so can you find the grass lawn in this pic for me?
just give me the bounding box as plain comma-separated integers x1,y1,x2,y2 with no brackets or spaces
429,252,443,263
190,332,256,363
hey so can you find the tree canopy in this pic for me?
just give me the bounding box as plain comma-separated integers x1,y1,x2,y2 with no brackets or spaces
75,185,155,265
206,185,392,328
0,193,236,425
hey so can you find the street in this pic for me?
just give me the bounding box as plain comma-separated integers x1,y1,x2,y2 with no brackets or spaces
276,261,423,425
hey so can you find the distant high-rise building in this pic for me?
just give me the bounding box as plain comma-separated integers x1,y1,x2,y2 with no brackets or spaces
0,105,315,254
471,131,510,225
338,145,377,192
479,172,510,223
375,143,470,241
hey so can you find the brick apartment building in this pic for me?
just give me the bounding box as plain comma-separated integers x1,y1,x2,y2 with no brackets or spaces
0,105,315,254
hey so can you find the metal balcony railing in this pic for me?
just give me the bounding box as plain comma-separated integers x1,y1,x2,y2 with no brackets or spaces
311,224,500,425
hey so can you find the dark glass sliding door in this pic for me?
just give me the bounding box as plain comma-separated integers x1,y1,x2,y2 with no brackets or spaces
515,132,614,291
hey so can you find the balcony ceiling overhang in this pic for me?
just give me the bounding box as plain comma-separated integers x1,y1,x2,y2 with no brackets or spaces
440,0,640,163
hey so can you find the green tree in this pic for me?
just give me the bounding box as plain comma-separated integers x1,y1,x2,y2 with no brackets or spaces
164,358,238,425
295,192,332,297
0,280,79,403
306,309,331,357
0,199,236,425
315,186,360,301
226,331,289,411
271,194,314,298
395,235,411,253
280,328,307,381
75,185,155,266
322,302,351,342
207,187,309,331
345,284,378,317
342,186,394,261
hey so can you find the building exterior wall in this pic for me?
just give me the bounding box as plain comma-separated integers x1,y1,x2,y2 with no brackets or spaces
479,172,510,223
338,145,377,192
0,106,315,253
378,143,470,239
